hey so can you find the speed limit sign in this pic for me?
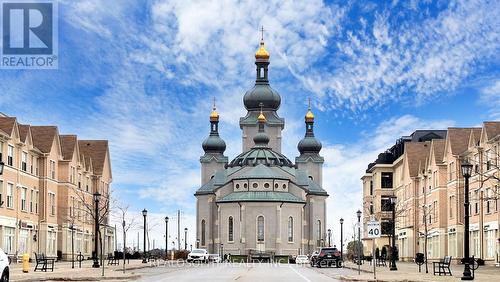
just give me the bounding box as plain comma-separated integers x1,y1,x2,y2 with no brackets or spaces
367,220,381,238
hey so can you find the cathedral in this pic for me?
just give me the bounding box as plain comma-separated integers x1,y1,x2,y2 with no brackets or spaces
195,38,328,258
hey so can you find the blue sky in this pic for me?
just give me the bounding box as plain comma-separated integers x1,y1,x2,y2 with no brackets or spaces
1,0,499,249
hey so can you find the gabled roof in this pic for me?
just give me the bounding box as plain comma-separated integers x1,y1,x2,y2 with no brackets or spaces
31,126,58,153
431,139,446,164
18,124,31,143
483,121,500,141
447,128,481,155
78,140,109,175
60,135,77,161
0,117,16,136
405,142,431,177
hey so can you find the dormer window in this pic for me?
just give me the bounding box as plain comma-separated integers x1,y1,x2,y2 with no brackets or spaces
259,67,264,78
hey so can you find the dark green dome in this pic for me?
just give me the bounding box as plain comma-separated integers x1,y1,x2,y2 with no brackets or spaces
202,135,226,154
228,147,294,168
243,84,281,111
298,136,322,154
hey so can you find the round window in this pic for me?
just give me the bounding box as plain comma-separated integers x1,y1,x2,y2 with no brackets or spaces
275,183,279,189
309,176,313,180
253,183,258,188
244,183,248,188
264,183,270,188
236,184,240,189
282,184,286,189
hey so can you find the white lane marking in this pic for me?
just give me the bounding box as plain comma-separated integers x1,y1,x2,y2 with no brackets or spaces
289,265,312,282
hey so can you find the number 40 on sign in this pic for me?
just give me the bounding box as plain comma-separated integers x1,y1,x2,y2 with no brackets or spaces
367,220,381,238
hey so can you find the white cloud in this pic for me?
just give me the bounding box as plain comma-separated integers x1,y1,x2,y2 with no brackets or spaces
480,79,500,119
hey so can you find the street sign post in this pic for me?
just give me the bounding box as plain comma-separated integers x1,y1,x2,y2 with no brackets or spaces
367,220,381,280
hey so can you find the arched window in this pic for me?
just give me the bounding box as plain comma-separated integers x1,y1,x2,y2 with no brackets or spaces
257,216,264,242
201,220,206,246
228,216,234,242
288,217,294,242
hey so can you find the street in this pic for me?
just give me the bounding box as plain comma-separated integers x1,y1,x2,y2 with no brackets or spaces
134,262,348,282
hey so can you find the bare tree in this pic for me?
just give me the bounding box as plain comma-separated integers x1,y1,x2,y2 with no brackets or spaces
114,203,136,273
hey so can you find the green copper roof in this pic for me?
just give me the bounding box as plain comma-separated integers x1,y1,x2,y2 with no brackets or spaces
217,191,305,204
234,164,289,179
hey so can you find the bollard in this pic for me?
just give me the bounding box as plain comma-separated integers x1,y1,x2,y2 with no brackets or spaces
22,253,29,273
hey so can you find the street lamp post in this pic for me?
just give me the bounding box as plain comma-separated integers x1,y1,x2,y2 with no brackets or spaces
327,229,331,247
92,192,101,268
461,161,474,280
340,218,344,263
184,228,188,250
390,196,398,271
70,223,75,269
165,217,169,259
142,209,147,263
356,210,362,275
220,243,224,259
196,239,200,249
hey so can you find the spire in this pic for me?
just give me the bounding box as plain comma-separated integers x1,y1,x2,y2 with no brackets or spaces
255,26,270,60
297,101,322,155
202,99,226,154
210,97,219,122
253,103,270,147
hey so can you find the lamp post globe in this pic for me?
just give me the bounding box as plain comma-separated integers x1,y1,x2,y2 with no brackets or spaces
461,160,473,280
142,209,147,263
92,192,101,268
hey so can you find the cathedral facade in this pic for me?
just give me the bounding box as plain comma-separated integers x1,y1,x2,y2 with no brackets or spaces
195,39,328,257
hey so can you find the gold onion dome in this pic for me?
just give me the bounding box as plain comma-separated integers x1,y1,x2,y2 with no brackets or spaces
257,110,267,123
255,40,270,59
210,107,219,121
305,109,314,122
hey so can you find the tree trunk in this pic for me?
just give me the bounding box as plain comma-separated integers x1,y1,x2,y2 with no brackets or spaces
123,229,126,273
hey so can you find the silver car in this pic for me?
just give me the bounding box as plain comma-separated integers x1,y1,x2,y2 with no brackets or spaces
0,248,9,282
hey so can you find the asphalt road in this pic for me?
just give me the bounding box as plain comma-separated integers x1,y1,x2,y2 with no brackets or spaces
134,262,344,282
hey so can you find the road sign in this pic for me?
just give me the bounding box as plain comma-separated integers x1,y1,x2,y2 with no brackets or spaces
367,220,381,238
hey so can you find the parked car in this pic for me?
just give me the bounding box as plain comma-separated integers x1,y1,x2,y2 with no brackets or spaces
309,251,319,267
187,249,209,263
296,255,310,264
314,247,342,268
0,248,9,282
208,254,221,263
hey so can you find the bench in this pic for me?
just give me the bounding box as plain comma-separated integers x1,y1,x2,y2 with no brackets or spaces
433,256,452,276
34,252,55,272
107,253,119,265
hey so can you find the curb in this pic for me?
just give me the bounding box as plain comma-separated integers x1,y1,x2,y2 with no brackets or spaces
12,274,141,282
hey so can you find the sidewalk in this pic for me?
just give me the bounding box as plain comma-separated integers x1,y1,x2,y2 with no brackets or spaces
339,261,500,282
9,259,156,281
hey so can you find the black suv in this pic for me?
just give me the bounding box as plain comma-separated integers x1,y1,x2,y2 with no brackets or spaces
314,247,342,268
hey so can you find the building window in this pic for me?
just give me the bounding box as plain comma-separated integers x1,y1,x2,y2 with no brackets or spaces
7,145,14,166
47,230,56,255
49,193,56,215
30,189,34,212
0,142,3,162
50,160,56,179
449,162,455,180
369,181,373,195
3,227,14,254
0,180,3,208
21,187,27,211
257,216,265,242
201,220,206,246
253,183,258,189
78,173,82,189
381,220,391,235
381,197,392,212
21,151,27,171
288,217,294,242
228,216,234,242
370,203,374,214
449,196,454,219
381,172,393,188
35,190,39,213
7,183,13,208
